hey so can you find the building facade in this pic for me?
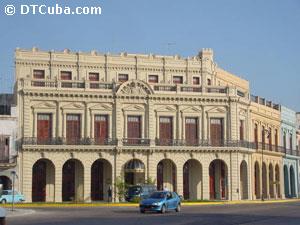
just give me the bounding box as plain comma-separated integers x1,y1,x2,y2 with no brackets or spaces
15,47,298,202
0,94,18,191
280,106,299,198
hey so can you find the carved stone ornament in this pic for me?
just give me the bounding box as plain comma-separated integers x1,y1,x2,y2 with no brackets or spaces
117,80,153,96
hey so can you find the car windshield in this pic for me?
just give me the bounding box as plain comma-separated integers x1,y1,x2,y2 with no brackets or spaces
128,186,142,195
149,192,166,199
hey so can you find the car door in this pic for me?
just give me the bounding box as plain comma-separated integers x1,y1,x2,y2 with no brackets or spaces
165,192,173,209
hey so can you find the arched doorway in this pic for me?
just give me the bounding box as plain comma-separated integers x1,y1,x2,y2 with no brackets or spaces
0,176,12,190
32,159,55,202
284,165,289,198
209,159,228,200
254,162,260,199
262,163,267,199
62,159,84,202
240,161,248,200
275,164,280,198
269,164,274,198
124,159,145,185
91,159,112,201
157,159,177,191
183,159,202,200
290,166,296,197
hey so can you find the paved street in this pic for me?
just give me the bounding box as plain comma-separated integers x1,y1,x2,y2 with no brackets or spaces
6,201,300,225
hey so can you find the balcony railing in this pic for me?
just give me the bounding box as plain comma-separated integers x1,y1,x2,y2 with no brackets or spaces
0,155,17,166
21,137,300,155
22,137,116,146
122,138,150,146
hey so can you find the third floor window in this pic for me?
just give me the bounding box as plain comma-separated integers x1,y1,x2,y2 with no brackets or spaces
89,72,99,81
33,70,45,79
118,74,128,83
148,75,158,83
61,71,72,80
173,76,183,84
193,77,200,85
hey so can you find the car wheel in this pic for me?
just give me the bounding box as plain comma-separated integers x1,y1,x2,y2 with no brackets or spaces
175,204,181,212
160,204,166,214
1,199,6,204
140,209,145,214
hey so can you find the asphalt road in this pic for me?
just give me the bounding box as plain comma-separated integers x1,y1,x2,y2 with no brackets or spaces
7,201,300,225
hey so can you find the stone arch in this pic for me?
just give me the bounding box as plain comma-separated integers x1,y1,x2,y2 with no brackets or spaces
32,158,55,202
284,165,289,198
269,163,274,198
183,159,202,200
91,158,112,201
209,159,228,200
290,166,296,197
0,176,12,190
62,159,84,202
116,79,154,96
254,161,260,199
275,164,280,198
157,159,177,192
240,160,248,200
262,162,267,199
123,159,145,185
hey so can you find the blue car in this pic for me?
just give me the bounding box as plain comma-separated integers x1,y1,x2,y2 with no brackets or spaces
139,191,181,213
0,190,25,203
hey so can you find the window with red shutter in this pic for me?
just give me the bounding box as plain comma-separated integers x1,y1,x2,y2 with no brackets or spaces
193,77,200,85
159,117,173,145
185,117,198,145
173,76,183,84
127,116,141,144
239,120,244,141
37,114,52,144
210,118,223,146
66,114,81,144
118,74,128,82
61,71,72,80
148,75,158,83
94,115,108,144
33,70,45,79
89,72,99,81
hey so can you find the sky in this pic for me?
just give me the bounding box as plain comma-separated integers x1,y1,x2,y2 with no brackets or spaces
0,0,299,111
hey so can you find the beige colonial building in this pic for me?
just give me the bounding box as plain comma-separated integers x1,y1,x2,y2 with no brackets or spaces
15,47,285,202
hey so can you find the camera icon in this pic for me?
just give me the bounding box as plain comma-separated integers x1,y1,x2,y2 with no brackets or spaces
5,5,16,16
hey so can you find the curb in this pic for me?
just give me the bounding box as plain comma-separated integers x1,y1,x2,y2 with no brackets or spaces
2,199,300,208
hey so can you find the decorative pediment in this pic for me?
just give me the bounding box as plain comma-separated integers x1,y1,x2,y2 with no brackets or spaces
31,101,56,109
155,105,177,112
117,80,154,96
181,106,202,113
122,104,145,112
89,103,113,111
206,107,227,114
61,102,85,110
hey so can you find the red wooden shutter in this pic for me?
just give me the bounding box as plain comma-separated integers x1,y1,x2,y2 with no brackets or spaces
210,118,223,146
185,117,198,145
148,75,158,83
33,70,45,79
66,114,81,144
254,124,258,149
173,76,183,84
193,77,200,85
94,115,108,144
159,117,173,145
37,114,52,144
127,116,141,144
269,128,272,150
61,71,72,80
89,73,99,81
262,126,265,149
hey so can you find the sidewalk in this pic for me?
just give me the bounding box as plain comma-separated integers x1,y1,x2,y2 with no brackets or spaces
2,199,300,208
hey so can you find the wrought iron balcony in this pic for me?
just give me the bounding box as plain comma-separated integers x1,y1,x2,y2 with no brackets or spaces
22,137,116,146
122,138,150,146
0,155,17,168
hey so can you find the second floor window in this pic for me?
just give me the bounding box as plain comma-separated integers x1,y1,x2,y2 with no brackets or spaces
210,118,224,146
0,136,9,161
94,115,108,143
148,75,158,83
185,117,198,145
173,76,183,84
283,132,286,149
37,114,52,143
118,74,128,83
61,71,72,80
159,117,173,145
33,70,45,79
66,114,81,144
290,133,293,150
